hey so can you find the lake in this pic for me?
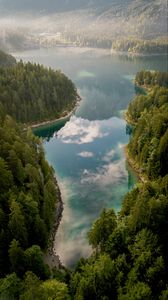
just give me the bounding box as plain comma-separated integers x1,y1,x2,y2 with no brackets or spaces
14,48,167,268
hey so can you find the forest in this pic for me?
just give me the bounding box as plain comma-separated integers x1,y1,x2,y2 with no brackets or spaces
0,113,68,296
111,38,168,55
0,60,78,124
135,70,168,88
127,72,168,179
0,51,168,299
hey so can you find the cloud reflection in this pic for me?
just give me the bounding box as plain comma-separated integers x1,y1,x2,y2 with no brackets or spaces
54,119,128,267
55,225,91,267
78,70,96,78
102,149,116,162
54,178,91,267
57,116,109,144
81,143,127,187
57,116,125,145
78,151,94,158
81,159,127,187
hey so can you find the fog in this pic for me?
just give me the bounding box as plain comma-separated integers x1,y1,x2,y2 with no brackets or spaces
0,0,167,51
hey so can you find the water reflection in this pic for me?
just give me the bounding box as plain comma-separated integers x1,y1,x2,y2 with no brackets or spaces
41,115,137,267
28,48,166,268
75,74,134,120
33,117,69,140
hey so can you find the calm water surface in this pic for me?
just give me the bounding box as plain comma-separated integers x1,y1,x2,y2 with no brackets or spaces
15,48,167,267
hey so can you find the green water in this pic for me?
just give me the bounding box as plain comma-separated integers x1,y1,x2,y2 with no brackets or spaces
15,48,167,267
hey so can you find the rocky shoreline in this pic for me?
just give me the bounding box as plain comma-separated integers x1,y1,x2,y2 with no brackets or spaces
125,147,148,184
44,177,64,269
42,96,82,269
124,112,148,184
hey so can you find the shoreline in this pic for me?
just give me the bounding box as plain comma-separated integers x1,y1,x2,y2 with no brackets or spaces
110,49,168,57
44,177,64,269
12,46,168,60
124,112,148,184
42,96,81,269
30,96,81,130
124,112,137,126
125,147,148,184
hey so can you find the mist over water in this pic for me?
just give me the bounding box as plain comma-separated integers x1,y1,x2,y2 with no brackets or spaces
15,47,166,267
0,0,166,52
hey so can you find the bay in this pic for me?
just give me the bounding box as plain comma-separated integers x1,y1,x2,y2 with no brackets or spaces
14,48,167,267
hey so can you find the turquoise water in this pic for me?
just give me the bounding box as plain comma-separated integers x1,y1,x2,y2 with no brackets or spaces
15,48,167,267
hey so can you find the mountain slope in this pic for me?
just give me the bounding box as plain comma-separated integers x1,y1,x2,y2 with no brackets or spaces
0,0,167,51
0,50,16,66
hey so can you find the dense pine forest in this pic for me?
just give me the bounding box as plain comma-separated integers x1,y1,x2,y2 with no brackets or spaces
0,113,58,273
0,50,168,299
127,71,168,178
135,70,168,88
0,59,78,124
0,114,71,299
111,38,168,55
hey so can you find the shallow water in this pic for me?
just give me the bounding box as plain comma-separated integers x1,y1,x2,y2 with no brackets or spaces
14,48,167,267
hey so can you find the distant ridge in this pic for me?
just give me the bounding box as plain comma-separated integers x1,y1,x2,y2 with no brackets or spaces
0,0,165,15
0,0,167,51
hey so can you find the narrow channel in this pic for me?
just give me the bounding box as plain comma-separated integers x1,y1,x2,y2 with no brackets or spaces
15,47,167,268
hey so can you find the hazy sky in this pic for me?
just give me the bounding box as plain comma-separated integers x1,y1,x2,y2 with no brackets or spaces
0,0,113,13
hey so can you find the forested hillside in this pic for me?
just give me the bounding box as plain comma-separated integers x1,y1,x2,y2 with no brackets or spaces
127,71,168,178
0,50,16,67
0,53,167,299
111,38,168,55
135,70,168,88
0,61,78,124
0,0,167,52
0,112,60,273
0,51,76,299
0,113,71,300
